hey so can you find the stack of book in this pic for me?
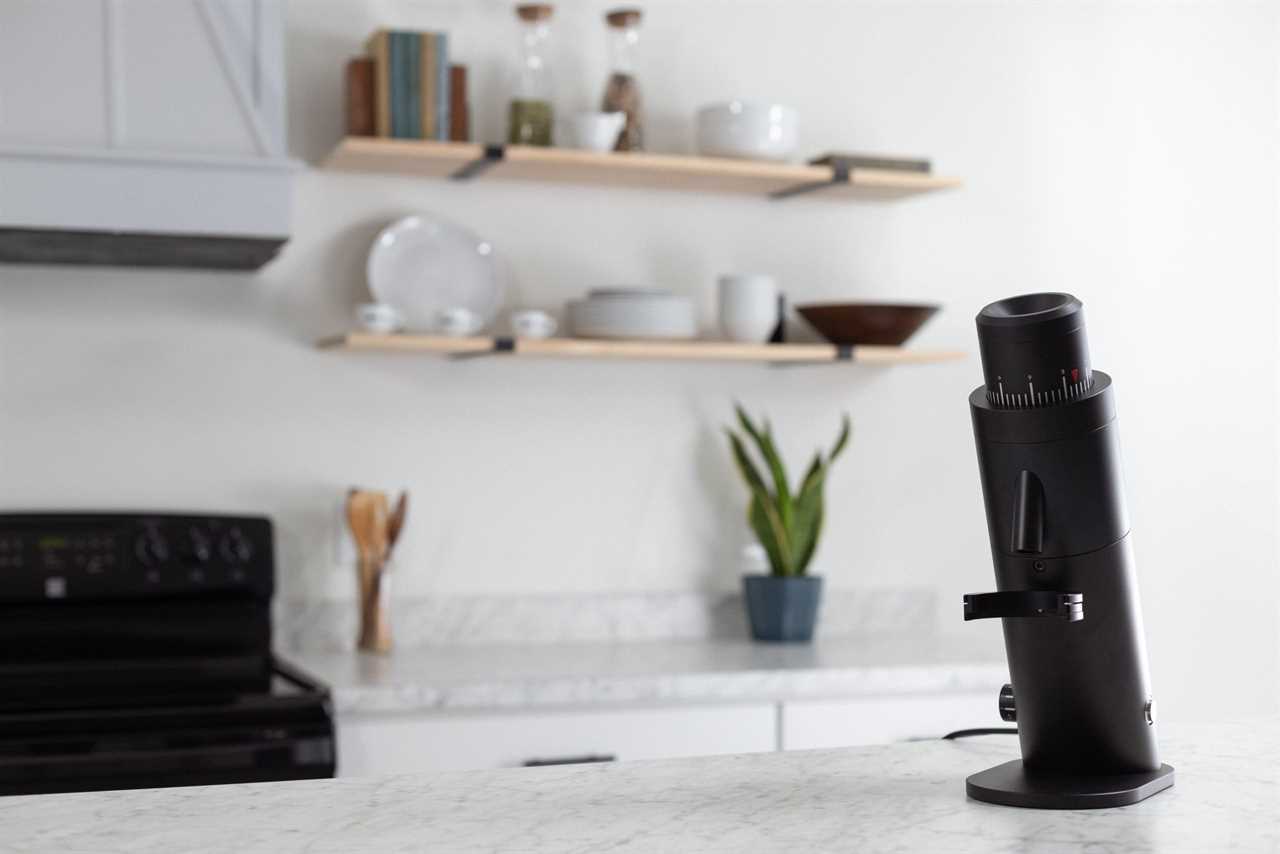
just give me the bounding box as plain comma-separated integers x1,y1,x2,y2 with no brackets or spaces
347,29,468,142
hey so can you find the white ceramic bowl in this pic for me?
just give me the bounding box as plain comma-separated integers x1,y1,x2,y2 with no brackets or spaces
510,309,558,339
569,291,698,340
560,112,626,152
356,302,404,334
695,102,798,162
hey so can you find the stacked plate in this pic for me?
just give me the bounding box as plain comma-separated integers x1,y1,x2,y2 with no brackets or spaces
569,289,698,340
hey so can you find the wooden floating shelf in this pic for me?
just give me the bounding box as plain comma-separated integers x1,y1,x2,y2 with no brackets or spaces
322,138,962,201
318,333,966,365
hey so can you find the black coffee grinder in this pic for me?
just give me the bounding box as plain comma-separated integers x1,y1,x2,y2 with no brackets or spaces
962,293,1174,809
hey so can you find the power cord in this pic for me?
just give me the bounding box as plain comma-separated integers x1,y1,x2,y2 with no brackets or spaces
941,727,1018,740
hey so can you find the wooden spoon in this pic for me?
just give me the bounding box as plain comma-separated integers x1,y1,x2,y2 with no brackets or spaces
386,491,409,558
347,489,390,653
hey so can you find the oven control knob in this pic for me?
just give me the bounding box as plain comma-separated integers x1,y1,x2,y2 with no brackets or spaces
134,530,171,567
219,528,253,564
999,683,1016,722
186,528,213,563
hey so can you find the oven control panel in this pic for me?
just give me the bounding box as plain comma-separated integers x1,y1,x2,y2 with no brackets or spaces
0,513,273,601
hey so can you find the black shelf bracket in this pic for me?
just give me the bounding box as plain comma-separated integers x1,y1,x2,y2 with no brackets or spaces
448,335,512,358
769,344,854,369
449,336,516,360
769,161,851,200
451,145,505,180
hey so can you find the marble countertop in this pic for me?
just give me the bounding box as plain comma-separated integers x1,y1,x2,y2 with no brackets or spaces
288,634,1008,715
3,720,1270,853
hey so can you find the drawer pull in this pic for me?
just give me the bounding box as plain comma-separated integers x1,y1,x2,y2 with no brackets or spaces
523,754,615,767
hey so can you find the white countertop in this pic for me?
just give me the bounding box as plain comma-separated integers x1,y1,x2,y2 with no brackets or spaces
288,635,1008,715
2,720,1269,853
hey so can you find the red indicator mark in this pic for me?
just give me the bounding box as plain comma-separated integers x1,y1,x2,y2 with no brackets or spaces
1070,368,1080,383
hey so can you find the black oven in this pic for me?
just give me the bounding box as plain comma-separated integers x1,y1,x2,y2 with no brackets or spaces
0,513,335,795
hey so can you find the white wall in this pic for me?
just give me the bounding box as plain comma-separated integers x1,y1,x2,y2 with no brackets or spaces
0,0,1275,721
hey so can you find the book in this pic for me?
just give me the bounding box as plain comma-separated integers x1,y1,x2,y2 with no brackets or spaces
435,33,449,141
809,153,932,173
389,31,403,137
421,33,437,139
363,30,391,137
364,28,452,140
345,57,376,136
406,32,422,138
449,65,469,142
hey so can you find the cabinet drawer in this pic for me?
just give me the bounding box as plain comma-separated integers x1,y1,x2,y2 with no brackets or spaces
338,703,777,777
781,693,999,750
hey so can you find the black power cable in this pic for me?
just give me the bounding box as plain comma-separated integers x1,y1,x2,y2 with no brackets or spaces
941,728,1018,740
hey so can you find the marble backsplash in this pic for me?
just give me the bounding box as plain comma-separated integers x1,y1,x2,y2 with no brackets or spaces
276,588,938,652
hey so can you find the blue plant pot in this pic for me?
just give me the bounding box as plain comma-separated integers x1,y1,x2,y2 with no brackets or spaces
742,574,823,643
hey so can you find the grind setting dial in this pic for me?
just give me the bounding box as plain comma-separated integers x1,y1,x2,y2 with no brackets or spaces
976,293,1093,409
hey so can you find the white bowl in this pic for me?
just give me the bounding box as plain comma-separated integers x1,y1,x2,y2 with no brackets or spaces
560,112,626,152
696,102,798,162
569,292,698,340
510,309,558,339
356,302,404,334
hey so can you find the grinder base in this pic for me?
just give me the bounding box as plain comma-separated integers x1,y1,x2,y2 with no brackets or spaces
966,760,1174,809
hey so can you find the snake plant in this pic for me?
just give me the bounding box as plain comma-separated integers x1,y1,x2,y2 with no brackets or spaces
725,404,851,577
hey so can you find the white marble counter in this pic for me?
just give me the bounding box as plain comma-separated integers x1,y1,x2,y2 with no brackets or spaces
289,634,1008,715
2,720,1271,853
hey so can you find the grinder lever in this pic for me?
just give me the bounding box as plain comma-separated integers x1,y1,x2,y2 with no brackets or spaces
963,590,1083,622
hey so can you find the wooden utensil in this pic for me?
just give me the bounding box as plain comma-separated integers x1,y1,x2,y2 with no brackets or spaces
347,489,392,654
386,491,409,557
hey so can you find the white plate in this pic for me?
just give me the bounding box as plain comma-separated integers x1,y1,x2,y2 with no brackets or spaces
366,215,507,333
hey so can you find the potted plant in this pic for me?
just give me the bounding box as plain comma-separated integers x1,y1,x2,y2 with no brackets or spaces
725,404,851,642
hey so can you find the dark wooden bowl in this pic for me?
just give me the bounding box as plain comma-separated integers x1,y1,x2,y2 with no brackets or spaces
795,302,940,347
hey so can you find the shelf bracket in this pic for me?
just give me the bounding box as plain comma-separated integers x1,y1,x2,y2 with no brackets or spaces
450,145,505,180
450,336,516,360
769,161,851,200
769,344,856,369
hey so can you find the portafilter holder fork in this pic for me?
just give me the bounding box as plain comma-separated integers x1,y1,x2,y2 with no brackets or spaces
961,292,1173,809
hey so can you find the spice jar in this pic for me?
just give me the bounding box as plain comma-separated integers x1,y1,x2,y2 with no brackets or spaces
600,8,643,151
509,4,555,146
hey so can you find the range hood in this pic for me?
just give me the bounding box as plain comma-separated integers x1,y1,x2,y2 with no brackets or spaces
0,0,296,270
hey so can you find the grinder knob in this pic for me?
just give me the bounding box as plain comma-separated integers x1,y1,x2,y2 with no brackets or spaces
999,683,1016,722
976,292,1092,408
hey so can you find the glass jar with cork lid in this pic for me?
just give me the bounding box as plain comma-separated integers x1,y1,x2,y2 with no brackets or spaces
600,8,643,151
508,3,555,146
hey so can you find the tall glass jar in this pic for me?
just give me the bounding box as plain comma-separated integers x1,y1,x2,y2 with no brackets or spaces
600,8,643,151
509,4,554,146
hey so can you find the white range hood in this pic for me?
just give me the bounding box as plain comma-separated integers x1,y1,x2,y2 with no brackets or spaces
0,0,296,269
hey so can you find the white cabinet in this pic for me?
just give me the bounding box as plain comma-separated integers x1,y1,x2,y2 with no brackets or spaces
337,704,778,777
780,693,998,750
336,693,1005,776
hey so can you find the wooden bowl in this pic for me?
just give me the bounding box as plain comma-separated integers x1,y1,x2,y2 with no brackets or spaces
795,302,940,347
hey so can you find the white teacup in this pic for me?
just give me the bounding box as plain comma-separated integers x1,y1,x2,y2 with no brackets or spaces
356,302,403,333
562,112,626,152
510,309,557,339
718,274,779,343
435,307,483,337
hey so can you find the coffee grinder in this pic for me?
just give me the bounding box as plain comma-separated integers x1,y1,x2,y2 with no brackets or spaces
962,292,1175,808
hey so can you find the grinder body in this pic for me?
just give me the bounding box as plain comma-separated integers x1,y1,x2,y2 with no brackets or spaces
971,376,1159,773
963,293,1170,807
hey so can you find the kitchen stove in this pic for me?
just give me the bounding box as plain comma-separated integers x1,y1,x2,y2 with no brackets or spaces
0,513,335,795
